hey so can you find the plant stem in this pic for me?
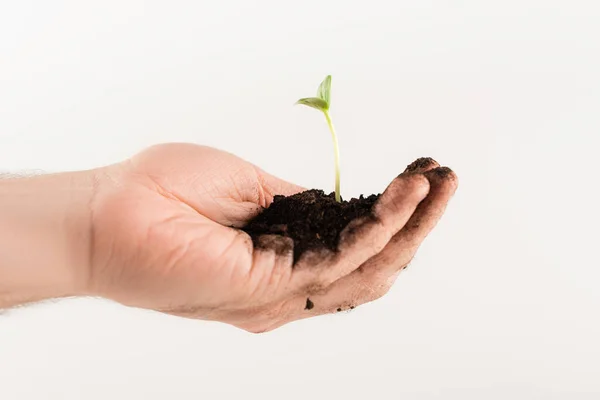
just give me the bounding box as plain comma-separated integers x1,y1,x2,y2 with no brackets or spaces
323,110,341,202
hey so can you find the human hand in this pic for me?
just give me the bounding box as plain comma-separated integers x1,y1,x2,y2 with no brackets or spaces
88,143,457,332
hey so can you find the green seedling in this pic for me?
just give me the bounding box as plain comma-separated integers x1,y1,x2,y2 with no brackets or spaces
296,75,341,202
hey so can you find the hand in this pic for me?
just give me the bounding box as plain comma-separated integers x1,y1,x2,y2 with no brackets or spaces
89,143,458,332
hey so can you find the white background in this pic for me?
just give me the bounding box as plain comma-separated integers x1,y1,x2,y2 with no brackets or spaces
1,1,599,399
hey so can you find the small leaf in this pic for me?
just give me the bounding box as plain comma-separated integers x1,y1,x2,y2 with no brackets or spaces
317,75,332,106
295,97,328,112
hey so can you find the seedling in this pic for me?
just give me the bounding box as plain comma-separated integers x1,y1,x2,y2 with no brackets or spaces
296,75,341,202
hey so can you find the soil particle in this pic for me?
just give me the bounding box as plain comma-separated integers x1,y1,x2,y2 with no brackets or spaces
242,189,380,263
305,298,314,310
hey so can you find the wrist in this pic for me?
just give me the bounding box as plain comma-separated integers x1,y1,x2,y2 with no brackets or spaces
0,170,98,307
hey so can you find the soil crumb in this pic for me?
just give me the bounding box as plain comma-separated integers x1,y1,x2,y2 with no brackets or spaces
242,189,380,263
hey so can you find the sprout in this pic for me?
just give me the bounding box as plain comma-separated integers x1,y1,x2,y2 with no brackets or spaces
296,75,341,202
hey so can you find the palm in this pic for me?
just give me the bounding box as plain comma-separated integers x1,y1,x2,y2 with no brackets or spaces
90,143,457,332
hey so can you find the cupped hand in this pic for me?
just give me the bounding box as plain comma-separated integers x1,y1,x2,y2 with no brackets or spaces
88,143,457,332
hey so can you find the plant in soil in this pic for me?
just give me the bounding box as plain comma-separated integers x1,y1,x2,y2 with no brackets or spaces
295,75,341,202
242,75,381,263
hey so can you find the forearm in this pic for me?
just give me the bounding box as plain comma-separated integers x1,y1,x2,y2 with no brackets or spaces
0,171,96,308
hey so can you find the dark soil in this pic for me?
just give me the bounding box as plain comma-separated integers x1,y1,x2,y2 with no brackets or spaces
242,189,380,264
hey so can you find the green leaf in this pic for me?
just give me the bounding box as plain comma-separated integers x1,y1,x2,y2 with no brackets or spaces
295,97,328,112
317,75,332,106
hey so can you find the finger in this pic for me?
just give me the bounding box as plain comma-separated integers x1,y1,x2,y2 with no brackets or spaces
349,166,459,279
292,172,430,293
280,166,459,319
393,166,459,256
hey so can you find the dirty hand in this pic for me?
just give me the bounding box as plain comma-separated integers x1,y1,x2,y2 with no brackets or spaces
0,144,457,333
89,143,458,332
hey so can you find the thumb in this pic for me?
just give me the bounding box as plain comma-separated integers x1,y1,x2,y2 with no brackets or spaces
257,168,306,202
223,168,305,228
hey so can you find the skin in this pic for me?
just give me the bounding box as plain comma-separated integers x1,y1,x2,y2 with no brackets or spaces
0,143,458,333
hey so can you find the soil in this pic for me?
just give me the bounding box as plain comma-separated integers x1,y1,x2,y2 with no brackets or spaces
242,189,380,264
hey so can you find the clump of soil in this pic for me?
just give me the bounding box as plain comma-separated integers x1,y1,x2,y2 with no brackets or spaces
242,189,380,263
